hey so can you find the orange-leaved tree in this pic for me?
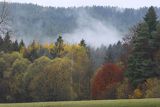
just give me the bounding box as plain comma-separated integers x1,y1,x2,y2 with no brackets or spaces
91,63,123,99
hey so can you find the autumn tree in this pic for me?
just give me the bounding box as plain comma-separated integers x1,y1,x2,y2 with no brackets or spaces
9,58,30,102
91,63,123,99
64,44,91,99
28,58,75,101
0,52,25,102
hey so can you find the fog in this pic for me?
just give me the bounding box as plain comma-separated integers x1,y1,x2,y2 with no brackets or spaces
8,7,124,47
63,10,123,47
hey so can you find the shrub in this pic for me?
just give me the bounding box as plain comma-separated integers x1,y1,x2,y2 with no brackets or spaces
145,78,160,98
116,78,133,99
132,88,143,99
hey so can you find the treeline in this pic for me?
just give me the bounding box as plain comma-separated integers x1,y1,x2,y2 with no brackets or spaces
0,6,160,103
0,34,94,102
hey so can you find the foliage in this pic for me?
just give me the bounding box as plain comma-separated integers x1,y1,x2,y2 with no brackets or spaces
91,63,123,99
29,58,75,101
132,89,143,99
0,6,160,103
116,79,133,99
125,7,159,87
145,78,160,98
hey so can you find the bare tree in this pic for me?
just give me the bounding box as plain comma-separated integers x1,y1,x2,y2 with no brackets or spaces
0,0,7,24
0,0,9,35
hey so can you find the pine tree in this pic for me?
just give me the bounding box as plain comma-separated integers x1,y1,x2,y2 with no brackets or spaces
13,40,19,51
144,6,157,33
29,40,39,61
104,45,114,63
51,35,64,58
151,23,160,76
126,23,155,86
152,23,160,53
79,39,86,48
0,36,3,51
126,7,159,86
19,40,25,50
3,32,12,52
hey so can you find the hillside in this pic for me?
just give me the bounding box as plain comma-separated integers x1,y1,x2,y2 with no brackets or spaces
0,3,160,44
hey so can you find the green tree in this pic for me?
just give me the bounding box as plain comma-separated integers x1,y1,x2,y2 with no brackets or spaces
0,52,24,102
19,40,25,50
0,58,6,79
79,39,86,48
64,44,91,99
51,35,64,58
126,7,159,87
28,58,75,101
144,6,157,33
24,56,52,101
3,32,13,52
0,36,3,51
13,40,19,51
10,58,30,102
126,23,155,86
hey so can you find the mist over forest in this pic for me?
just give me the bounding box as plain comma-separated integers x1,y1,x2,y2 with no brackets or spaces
1,2,160,47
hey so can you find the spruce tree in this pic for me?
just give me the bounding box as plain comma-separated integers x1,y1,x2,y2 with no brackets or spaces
3,32,12,52
152,23,160,76
126,23,155,86
0,36,3,51
19,40,25,50
104,45,114,63
144,6,157,33
79,39,86,48
152,23,160,53
13,40,19,51
126,7,159,86
51,35,64,58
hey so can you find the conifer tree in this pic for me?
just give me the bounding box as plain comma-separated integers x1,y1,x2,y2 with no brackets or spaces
0,36,3,51
3,32,12,52
51,35,64,58
79,39,86,48
13,40,19,51
19,39,25,50
126,7,159,86
144,6,157,33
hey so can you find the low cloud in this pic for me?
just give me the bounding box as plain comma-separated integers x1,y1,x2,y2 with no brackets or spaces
63,10,123,47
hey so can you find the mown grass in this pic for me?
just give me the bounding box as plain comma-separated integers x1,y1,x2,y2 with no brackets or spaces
0,98,160,107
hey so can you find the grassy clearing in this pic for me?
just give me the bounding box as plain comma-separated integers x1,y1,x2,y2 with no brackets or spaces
0,98,160,107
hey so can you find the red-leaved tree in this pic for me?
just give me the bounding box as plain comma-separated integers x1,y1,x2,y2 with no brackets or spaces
91,63,123,99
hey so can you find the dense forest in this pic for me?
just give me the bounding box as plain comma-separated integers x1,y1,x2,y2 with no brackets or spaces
0,3,160,103
0,2,160,43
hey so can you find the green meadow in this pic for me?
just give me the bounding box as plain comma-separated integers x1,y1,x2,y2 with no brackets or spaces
0,99,160,107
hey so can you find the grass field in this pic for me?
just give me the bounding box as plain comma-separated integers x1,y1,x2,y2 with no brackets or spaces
0,99,160,107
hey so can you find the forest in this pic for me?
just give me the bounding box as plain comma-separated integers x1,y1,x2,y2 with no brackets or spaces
0,2,160,42
0,3,160,103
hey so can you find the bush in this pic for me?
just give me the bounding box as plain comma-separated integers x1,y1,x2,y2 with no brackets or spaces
145,78,160,98
132,88,143,99
116,79,133,99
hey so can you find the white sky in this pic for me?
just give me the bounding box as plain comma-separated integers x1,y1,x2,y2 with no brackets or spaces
1,0,160,8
